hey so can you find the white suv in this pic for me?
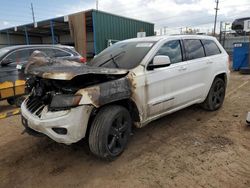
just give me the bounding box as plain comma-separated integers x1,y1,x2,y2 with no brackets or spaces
21,35,229,160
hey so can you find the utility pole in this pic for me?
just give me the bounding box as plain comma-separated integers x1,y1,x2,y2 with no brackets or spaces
31,3,35,24
96,0,99,10
219,21,223,43
223,22,229,48
164,26,167,35
213,0,219,36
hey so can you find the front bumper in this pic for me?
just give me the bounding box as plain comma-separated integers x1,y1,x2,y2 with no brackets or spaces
21,99,94,144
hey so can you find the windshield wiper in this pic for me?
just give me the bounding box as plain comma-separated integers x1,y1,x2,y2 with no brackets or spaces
98,51,125,67
110,54,119,68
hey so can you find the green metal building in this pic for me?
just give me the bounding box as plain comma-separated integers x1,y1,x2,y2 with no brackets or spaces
0,9,154,58
91,10,154,54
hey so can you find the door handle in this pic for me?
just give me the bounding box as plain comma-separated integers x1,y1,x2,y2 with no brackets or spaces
207,61,213,64
178,66,187,71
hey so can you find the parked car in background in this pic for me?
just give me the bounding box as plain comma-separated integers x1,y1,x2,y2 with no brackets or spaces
21,35,229,160
232,17,250,35
0,45,84,106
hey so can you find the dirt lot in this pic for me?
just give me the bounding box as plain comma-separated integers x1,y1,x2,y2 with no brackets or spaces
0,72,250,188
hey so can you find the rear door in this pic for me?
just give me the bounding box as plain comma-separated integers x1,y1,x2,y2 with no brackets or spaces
201,39,225,96
182,39,211,101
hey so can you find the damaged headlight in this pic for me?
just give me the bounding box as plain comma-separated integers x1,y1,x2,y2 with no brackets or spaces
50,94,82,110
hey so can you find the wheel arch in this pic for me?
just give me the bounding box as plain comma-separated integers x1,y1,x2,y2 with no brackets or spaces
202,72,228,103
214,72,228,85
85,98,140,139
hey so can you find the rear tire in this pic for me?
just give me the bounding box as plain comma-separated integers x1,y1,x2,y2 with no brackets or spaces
89,105,132,160
201,77,226,111
7,97,15,105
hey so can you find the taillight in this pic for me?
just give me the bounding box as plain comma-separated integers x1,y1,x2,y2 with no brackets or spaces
79,57,86,63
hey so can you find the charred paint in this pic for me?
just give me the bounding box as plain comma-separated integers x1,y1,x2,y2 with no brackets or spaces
127,72,145,127
98,77,131,105
78,77,131,107
25,52,141,122
25,51,128,80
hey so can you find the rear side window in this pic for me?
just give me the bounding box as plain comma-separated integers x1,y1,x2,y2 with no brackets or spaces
183,39,205,60
52,49,72,57
64,47,79,56
156,40,182,64
36,48,71,58
202,39,221,56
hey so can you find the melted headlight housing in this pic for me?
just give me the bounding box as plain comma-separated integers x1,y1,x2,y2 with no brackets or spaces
49,94,82,111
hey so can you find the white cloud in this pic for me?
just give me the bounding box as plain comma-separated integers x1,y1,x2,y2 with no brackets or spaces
13,0,246,34
3,21,9,26
94,0,250,34
61,1,95,15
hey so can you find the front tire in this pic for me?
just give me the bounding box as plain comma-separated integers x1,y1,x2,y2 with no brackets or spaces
201,77,226,111
15,96,25,107
89,105,132,160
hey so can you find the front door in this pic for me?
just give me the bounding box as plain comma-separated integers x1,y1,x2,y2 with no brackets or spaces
145,40,190,117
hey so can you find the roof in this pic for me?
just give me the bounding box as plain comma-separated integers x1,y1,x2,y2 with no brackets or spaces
0,44,75,51
0,9,154,36
119,34,216,43
234,17,250,21
90,9,154,25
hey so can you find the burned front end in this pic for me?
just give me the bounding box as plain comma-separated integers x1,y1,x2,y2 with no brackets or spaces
24,77,85,117
21,52,130,144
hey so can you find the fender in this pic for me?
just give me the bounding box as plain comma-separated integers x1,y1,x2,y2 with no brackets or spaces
77,77,132,107
204,71,229,100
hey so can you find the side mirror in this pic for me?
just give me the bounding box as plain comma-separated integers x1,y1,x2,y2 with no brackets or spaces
147,55,171,70
1,59,13,66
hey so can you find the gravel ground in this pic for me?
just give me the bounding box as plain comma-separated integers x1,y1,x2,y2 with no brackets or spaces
0,72,250,188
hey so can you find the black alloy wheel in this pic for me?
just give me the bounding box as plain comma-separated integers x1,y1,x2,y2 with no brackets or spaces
211,79,225,109
201,77,226,111
107,114,130,155
89,105,132,160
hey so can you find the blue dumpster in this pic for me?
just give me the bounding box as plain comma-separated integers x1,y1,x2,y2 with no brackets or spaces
232,42,249,71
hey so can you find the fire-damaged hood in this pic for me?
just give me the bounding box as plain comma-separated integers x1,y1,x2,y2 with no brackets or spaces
25,51,129,80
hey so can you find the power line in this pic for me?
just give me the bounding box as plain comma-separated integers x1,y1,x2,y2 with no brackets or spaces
98,2,250,20
164,11,245,34
213,0,219,35
1,2,249,25
1,1,250,31
1,1,250,20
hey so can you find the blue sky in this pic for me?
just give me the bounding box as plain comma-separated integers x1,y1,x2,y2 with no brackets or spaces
0,0,249,33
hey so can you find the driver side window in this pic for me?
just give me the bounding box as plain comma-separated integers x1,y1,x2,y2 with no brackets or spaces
156,40,183,64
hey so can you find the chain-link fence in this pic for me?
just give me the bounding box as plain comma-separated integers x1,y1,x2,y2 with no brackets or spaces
218,35,250,57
